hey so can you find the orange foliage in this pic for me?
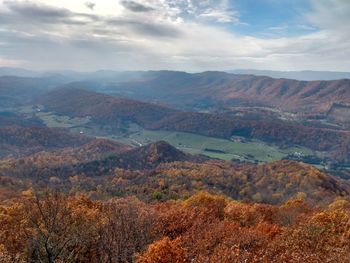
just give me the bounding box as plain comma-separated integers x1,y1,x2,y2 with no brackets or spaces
136,237,189,263
0,191,349,262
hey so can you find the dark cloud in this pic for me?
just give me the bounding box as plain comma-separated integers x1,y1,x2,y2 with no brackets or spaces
1,1,173,38
85,2,96,11
120,1,154,12
1,1,98,25
133,22,181,38
5,1,70,18
106,18,182,38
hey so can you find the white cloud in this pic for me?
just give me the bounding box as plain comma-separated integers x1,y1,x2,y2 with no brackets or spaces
0,57,25,67
0,0,349,71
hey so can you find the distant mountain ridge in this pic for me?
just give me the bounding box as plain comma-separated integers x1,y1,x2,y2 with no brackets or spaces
2,69,350,122
0,67,42,77
1,67,350,81
0,75,72,107
230,69,350,81
102,71,350,117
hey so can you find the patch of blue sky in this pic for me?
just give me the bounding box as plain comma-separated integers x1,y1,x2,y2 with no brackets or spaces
222,0,319,38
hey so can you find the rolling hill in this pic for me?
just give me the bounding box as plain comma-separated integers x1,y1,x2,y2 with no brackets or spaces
1,139,348,205
0,141,205,179
37,87,177,127
112,140,204,170
0,139,132,180
3,71,350,127
0,112,44,127
0,76,69,108
230,69,350,81
0,126,92,158
100,71,350,123
37,88,350,164
145,160,350,204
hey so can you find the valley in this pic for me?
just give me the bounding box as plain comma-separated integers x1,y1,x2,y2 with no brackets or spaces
1,73,348,172
0,71,349,262
0,70,349,263
19,107,321,164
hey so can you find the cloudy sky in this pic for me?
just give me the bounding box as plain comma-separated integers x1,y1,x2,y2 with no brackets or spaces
0,0,349,71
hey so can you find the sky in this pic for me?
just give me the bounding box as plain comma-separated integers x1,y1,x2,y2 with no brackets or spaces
0,0,349,71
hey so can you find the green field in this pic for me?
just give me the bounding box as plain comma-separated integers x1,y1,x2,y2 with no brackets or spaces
37,112,90,128
111,129,316,162
33,111,320,163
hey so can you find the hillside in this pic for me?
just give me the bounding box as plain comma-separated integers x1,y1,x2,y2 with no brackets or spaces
0,112,44,127
104,71,350,121
0,126,92,158
152,111,350,154
3,139,131,167
0,141,205,179
56,140,200,173
1,146,348,205
2,71,350,126
230,69,350,81
106,160,350,204
37,87,177,127
37,88,350,164
113,140,203,170
0,139,133,182
0,76,67,108
1,191,349,263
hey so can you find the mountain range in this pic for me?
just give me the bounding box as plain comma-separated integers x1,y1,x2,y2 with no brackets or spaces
2,67,350,81
0,68,349,205
36,88,350,164
2,70,350,124
230,69,350,81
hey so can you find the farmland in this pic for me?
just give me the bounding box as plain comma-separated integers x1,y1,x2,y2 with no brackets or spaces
110,129,317,163
29,110,320,163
